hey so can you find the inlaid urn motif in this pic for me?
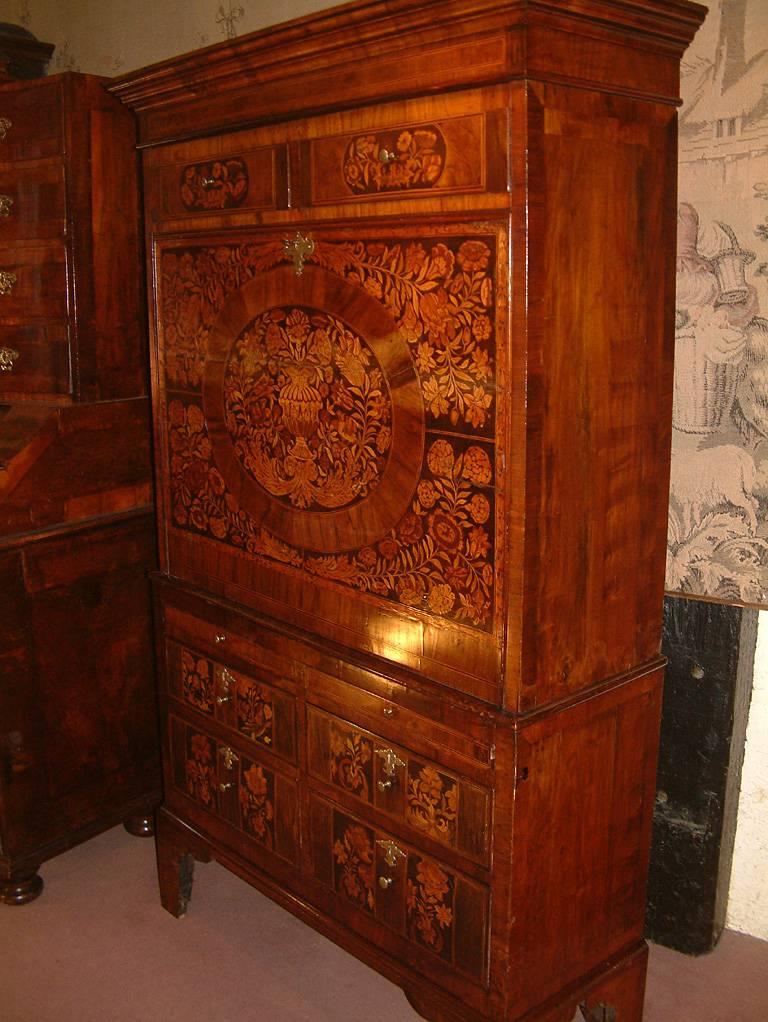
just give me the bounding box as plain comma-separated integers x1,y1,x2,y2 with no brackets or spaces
224,306,393,512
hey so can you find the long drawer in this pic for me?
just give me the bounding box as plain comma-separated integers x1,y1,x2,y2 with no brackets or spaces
307,704,491,867
309,792,489,987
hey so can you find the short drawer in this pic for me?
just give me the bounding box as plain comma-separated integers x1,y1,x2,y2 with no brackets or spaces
0,161,66,242
168,713,299,864
0,81,62,163
307,706,491,866
306,111,504,206
0,320,70,396
0,321,71,398
0,241,68,320
309,793,489,986
165,638,297,765
156,143,286,218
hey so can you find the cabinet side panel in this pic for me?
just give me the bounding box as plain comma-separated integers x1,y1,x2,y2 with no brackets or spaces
506,668,662,1017
520,83,677,709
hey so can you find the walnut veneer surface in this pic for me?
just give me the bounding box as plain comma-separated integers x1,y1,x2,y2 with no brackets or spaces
112,2,706,1019
0,74,161,904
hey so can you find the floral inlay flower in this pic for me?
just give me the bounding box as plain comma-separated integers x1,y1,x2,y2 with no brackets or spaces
239,762,274,848
333,820,375,913
406,856,455,958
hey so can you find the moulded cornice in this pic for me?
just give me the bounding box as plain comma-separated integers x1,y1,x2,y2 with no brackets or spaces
110,0,707,143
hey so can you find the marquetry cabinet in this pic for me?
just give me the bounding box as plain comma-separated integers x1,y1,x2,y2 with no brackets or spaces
0,73,160,905
113,1,705,1019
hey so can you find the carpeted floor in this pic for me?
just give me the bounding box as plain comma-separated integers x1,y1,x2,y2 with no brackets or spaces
1,825,767,1021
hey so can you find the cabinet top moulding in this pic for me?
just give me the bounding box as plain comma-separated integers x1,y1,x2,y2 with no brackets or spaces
110,0,706,146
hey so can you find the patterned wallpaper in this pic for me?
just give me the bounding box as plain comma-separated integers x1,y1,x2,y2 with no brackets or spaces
670,0,768,606
0,0,330,75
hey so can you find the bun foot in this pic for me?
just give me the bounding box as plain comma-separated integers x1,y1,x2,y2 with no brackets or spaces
124,813,155,837
1,869,44,905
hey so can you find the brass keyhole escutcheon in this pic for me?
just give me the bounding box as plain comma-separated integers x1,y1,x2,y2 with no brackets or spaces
283,232,315,276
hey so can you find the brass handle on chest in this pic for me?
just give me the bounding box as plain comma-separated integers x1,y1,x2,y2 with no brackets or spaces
376,839,406,869
378,148,397,164
0,117,10,142
0,194,13,218
218,781,235,792
217,666,235,704
0,271,17,295
0,346,19,372
219,745,239,770
378,875,394,891
375,747,405,779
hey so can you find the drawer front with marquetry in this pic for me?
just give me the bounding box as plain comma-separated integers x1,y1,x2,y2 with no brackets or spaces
165,639,297,765
150,142,286,221
307,706,491,865
307,112,501,206
168,714,299,864
309,794,489,986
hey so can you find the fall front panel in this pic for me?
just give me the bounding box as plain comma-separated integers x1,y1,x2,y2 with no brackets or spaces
154,223,509,701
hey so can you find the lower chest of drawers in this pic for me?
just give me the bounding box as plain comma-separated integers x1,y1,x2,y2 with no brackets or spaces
158,586,495,992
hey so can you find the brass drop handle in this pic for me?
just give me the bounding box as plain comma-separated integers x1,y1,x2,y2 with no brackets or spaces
377,779,393,793
219,746,239,770
0,117,10,141
375,747,405,779
378,875,394,891
0,194,13,218
218,781,235,792
378,148,398,164
382,704,396,719
0,270,17,295
0,346,19,372
376,839,406,869
200,177,218,189
214,633,227,644
217,666,235,705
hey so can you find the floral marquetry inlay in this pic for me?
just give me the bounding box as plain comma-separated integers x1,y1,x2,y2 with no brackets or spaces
236,676,274,746
160,229,499,630
180,157,249,211
333,814,375,914
184,731,217,809
406,856,455,961
330,724,374,801
180,648,215,714
407,763,458,847
239,760,274,848
343,126,446,194
224,306,392,511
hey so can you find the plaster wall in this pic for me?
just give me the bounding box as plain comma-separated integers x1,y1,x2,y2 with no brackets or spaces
1,0,766,941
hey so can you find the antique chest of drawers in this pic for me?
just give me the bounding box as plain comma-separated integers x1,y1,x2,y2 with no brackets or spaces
0,73,160,904
113,1,705,1018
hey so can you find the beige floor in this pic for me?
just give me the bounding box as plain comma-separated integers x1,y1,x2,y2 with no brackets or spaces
1,825,766,1021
